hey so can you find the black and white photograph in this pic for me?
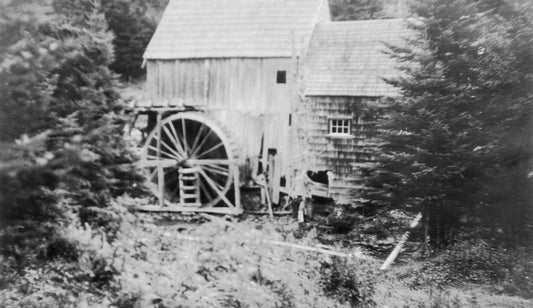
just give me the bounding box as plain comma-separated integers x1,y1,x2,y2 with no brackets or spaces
0,0,532,307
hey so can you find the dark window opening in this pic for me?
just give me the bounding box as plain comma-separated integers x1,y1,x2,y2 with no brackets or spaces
289,114,292,126
276,70,286,84
306,170,334,185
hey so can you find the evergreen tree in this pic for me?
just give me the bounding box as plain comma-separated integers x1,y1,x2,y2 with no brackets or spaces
102,0,156,80
54,0,167,80
329,0,387,20
367,0,533,246
0,0,143,226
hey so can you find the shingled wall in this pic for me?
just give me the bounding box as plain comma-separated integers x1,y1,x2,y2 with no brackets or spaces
304,96,384,203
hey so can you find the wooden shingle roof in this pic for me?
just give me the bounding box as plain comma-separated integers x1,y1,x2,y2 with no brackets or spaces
144,0,328,59
304,19,411,97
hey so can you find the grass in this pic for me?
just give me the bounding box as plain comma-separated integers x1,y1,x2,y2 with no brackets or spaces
1,195,532,307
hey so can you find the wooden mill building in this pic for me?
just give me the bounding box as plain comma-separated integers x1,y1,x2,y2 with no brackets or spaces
135,0,410,213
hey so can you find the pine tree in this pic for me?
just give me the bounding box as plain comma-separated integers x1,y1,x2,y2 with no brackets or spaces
329,0,388,20
367,0,533,246
0,0,143,226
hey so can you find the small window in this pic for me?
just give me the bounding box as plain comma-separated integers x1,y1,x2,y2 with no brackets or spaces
329,118,351,136
276,70,286,84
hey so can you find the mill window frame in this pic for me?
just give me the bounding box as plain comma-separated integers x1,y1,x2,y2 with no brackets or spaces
328,118,352,136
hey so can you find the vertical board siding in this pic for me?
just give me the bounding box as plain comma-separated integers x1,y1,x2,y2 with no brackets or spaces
145,58,296,191
146,58,293,115
304,96,382,202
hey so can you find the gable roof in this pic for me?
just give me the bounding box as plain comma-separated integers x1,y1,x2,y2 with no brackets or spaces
304,18,411,97
144,0,328,59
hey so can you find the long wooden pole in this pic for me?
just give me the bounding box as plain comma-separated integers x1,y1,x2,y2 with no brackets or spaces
199,213,372,261
379,212,422,271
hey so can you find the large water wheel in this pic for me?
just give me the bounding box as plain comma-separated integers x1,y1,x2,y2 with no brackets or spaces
138,112,241,213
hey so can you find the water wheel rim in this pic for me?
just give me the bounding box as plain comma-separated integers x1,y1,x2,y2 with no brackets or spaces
139,112,236,208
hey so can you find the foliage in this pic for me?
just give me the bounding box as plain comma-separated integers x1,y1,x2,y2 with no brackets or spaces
0,14,56,140
102,0,166,80
54,0,169,80
366,0,533,246
329,0,387,20
320,257,377,307
0,137,60,225
0,210,122,308
0,4,143,303
329,0,409,20
0,0,143,218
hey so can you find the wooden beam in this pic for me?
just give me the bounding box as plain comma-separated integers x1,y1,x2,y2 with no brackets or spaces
380,212,422,270
199,213,373,261
232,165,242,210
172,232,372,261
156,112,164,207
137,205,243,215
246,211,292,216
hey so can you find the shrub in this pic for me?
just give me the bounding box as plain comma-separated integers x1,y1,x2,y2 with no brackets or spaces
320,257,376,307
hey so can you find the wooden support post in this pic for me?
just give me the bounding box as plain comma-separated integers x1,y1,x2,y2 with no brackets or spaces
297,198,305,223
233,164,241,210
156,112,164,207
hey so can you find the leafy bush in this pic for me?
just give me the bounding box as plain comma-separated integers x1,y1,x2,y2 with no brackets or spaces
320,257,376,307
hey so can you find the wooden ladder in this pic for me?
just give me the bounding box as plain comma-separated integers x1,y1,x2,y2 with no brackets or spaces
178,167,201,207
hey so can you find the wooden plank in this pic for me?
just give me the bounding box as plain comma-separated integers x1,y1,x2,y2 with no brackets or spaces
246,211,292,216
192,215,373,261
137,205,243,215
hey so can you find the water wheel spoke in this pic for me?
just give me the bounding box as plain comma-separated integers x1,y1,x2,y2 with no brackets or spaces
199,177,215,204
190,123,206,155
148,145,179,160
195,141,225,159
162,125,186,159
161,140,185,161
201,165,230,177
190,131,215,158
181,118,189,155
198,168,234,208
167,120,188,158
201,168,226,191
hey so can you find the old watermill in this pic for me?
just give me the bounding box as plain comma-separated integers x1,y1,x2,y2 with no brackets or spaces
133,0,410,213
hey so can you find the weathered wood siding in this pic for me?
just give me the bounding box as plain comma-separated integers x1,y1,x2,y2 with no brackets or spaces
304,96,382,203
144,58,297,196
146,58,294,114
